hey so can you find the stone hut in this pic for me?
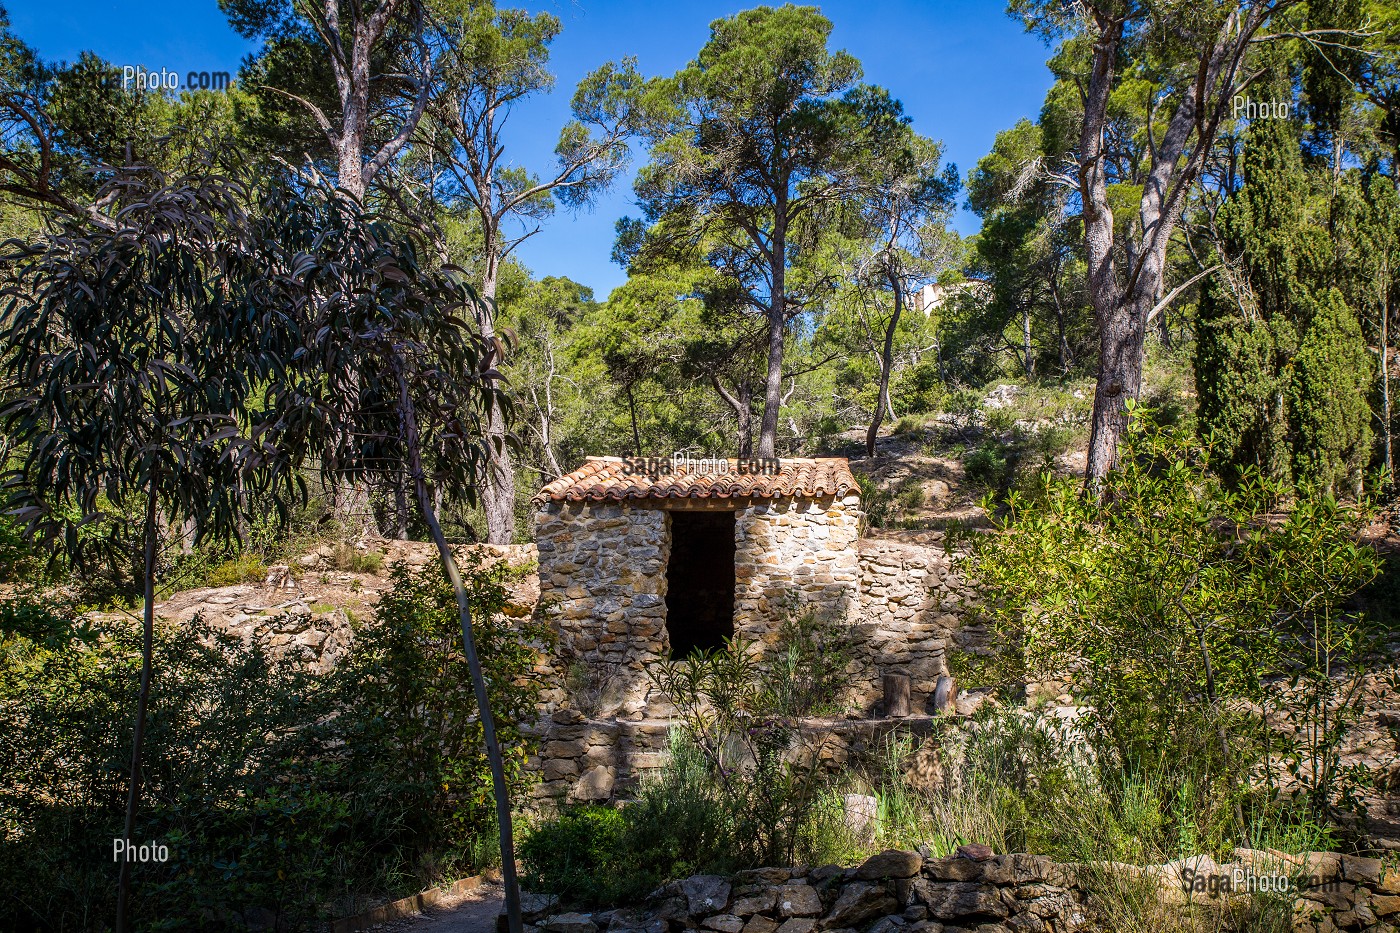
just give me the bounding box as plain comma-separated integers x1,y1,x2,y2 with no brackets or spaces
526,456,970,803
533,456,864,714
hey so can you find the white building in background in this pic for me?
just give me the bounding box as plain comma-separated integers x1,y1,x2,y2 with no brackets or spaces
913,279,992,315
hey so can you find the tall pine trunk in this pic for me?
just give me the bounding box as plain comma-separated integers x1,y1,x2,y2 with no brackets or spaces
1084,292,1151,484
479,233,517,545
758,213,787,459
866,268,904,457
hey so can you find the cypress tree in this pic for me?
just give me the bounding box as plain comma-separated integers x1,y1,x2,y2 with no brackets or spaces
1194,75,1373,491
1289,288,1374,495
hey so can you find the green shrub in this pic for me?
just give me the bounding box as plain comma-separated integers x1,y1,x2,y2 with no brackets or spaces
0,549,548,930
330,542,385,574
204,552,269,586
519,806,628,906
946,388,983,428
855,473,894,529
963,443,1011,489
892,414,924,436
897,480,925,513
983,407,1018,434
963,412,1385,831
525,617,854,907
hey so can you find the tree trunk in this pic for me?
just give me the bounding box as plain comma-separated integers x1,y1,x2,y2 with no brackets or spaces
115,484,159,933
397,368,523,933
478,233,516,545
1075,6,1251,488
866,269,903,458
758,211,787,459
392,476,410,539
712,376,754,457
1382,297,1393,489
736,382,753,458
1085,292,1150,486
625,384,642,454
1021,306,1034,378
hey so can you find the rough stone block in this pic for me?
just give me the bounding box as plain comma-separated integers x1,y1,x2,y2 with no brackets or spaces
824,882,898,928
774,920,815,933
776,884,822,918
742,918,779,933
570,765,614,802
543,913,598,933
730,891,777,917
918,883,1008,921
683,876,733,915
858,850,923,881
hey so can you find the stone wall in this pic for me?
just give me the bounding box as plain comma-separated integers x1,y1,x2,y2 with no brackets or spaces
523,847,1400,933
529,496,973,803
732,495,864,642
535,495,874,721
535,502,671,719
524,713,945,808
850,539,970,714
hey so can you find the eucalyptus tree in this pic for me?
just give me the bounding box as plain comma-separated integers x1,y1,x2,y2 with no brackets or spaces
1009,0,1316,488
413,0,642,542
628,4,903,459
0,166,297,932
249,179,526,933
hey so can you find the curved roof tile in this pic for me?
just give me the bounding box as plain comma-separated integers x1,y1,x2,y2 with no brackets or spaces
531,456,860,507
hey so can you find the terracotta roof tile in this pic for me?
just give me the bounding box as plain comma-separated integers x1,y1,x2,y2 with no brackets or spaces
531,457,860,506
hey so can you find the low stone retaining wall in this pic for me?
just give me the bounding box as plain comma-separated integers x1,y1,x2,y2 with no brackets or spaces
523,847,1400,933
524,714,944,807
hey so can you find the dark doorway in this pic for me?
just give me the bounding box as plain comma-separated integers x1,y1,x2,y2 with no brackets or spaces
664,510,736,658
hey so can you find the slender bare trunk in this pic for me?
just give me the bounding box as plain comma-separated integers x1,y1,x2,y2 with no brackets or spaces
115,484,159,933
1022,306,1034,378
392,477,410,539
1051,276,1070,374
396,367,523,933
478,233,516,544
1382,297,1393,488
538,343,563,477
758,206,787,459
625,384,642,454
866,269,903,457
712,377,754,457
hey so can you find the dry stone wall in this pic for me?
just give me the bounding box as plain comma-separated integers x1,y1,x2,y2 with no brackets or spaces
524,847,1400,933
535,502,671,718
851,538,973,714
732,495,864,641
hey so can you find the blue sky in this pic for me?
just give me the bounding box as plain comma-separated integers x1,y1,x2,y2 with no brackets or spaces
6,0,1056,299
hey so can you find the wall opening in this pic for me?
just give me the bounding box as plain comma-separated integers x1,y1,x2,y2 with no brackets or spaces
664,510,736,658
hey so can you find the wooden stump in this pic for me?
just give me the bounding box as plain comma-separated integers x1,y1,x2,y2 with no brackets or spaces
882,673,911,718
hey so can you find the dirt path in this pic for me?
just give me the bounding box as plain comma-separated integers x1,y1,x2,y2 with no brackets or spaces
393,882,504,933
